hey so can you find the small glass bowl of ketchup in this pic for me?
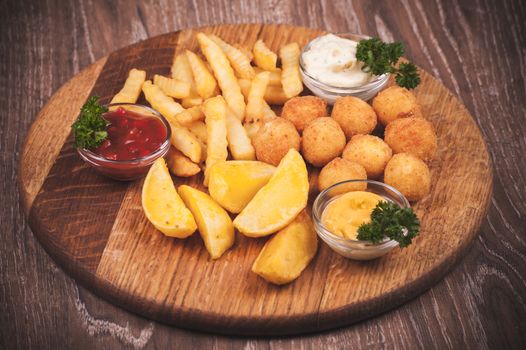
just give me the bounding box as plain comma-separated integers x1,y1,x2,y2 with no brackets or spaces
77,103,171,181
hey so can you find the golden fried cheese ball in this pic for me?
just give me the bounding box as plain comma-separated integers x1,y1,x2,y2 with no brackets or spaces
384,116,437,161
331,96,377,139
281,95,327,132
342,134,392,179
318,157,367,193
253,117,301,166
372,86,423,125
384,153,431,202
301,117,346,167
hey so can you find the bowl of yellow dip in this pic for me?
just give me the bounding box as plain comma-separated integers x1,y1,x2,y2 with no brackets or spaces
312,179,410,260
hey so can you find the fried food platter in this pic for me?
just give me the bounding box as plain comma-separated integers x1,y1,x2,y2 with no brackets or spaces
19,24,492,335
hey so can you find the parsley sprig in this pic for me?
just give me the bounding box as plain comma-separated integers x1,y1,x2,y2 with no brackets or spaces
72,96,109,149
357,201,420,248
356,38,421,89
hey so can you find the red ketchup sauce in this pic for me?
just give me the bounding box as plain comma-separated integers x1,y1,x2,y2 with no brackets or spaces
95,107,167,161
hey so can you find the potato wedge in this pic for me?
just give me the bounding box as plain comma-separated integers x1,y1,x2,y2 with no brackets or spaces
185,50,218,99
110,68,146,104
142,158,197,238
253,39,277,71
233,149,309,237
226,109,256,160
142,80,185,119
238,78,289,105
153,74,191,99
208,161,275,213
245,71,270,123
166,146,201,177
178,185,235,259
174,106,204,125
252,211,318,285
279,42,303,98
209,34,255,79
203,95,229,186
197,32,246,120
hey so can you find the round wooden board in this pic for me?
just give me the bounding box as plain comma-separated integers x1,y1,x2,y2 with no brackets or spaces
19,24,492,336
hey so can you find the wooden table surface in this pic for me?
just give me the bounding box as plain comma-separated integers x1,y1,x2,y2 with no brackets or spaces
1,0,524,349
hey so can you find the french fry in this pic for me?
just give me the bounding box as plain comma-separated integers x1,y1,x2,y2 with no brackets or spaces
244,121,262,139
166,146,201,177
279,42,303,98
110,68,146,104
181,97,203,108
262,101,277,120
169,122,202,163
234,44,254,61
186,120,208,145
197,32,246,121
153,74,191,99
238,78,289,105
255,67,282,86
245,71,270,123
209,34,255,79
175,106,204,125
185,50,218,99
172,53,202,106
202,96,229,186
253,40,277,71
142,80,185,120
226,108,256,160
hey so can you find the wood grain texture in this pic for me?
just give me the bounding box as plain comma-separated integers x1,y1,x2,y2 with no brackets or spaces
2,0,525,349
21,23,491,335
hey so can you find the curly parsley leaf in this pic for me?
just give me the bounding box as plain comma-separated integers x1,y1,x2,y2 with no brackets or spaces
356,38,420,89
357,201,420,248
71,96,109,149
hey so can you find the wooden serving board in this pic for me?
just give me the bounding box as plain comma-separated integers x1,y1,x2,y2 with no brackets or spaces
19,24,492,335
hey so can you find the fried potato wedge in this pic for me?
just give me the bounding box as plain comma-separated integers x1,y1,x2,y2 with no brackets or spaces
233,149,309,237
142,158,197,238
209,34,255,79
185,50,218,99
253,39,277,71
245,71,270,123
166,146,201,177
197,33,246,120
252,211,318,285
142,80,185,119
279,42,303,98
110,68,146,104
203,95,229,186
208,161,275,214
178,185,234,259
226,109,256,160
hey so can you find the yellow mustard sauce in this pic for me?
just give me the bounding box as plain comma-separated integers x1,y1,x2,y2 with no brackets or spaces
321,191,384,240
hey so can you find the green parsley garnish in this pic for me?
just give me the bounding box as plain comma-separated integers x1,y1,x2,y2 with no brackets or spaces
71,96,109,149
356,38,421,89
357,201,420,248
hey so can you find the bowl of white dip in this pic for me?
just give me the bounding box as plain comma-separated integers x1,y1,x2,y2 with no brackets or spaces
300,33,390,104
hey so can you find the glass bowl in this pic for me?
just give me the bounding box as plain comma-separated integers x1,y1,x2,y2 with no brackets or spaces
312,180,410,260
300,33,390,104
77,103,171,181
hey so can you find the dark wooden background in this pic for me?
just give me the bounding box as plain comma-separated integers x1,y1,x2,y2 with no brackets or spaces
1,0,525,349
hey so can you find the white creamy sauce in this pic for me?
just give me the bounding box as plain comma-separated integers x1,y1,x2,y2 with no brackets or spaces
302,34,373,88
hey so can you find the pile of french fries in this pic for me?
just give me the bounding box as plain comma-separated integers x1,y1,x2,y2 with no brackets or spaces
109,32,303,184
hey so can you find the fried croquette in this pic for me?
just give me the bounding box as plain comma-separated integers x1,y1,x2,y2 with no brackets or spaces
331,96,377,139
372,86,423,125
281,95,327,132
301,117,346,167
342,134,392,178
253,117,300,166
318,157,367,193
384,116,437,161
383,153,431,201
